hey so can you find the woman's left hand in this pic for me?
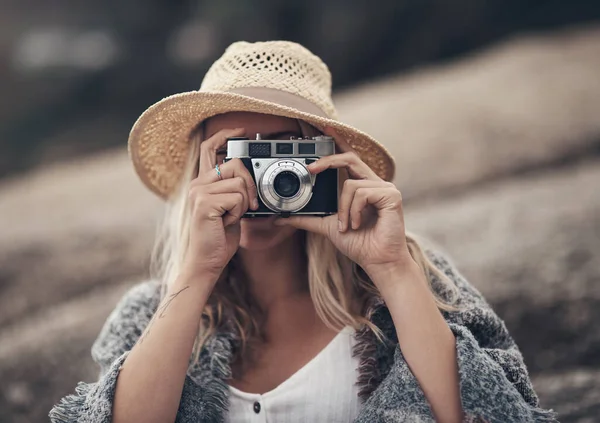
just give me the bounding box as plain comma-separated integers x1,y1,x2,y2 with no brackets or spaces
275,128,414,278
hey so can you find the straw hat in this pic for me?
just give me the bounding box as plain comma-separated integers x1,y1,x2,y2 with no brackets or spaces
128,40,396,199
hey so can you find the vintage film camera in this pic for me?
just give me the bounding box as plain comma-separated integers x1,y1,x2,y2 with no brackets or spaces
224,134,338,217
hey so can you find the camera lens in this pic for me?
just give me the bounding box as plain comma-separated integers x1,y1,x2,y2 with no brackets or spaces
273,171,300,198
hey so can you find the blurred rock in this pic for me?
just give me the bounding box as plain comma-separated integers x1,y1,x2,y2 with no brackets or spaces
533,369,600,423
405,158,600,373
0,152,161,328
0,281,132,423
337,25,600,200
1,26,599,422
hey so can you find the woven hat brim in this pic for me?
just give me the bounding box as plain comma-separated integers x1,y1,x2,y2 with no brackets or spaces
128,90,396,199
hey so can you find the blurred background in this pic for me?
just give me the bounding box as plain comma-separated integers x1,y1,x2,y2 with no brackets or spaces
1,1,599,422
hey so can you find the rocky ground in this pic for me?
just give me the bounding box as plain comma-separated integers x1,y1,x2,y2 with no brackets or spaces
1,24,599,422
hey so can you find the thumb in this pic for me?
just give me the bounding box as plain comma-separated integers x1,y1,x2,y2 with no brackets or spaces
274,215,332,236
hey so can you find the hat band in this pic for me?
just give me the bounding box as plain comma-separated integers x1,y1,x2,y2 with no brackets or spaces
226,87,330,118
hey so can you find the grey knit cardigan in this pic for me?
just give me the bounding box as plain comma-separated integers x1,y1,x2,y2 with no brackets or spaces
49,248,557,423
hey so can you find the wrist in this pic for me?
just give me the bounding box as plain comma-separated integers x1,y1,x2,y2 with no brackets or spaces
365,257,424,293
174,264,220,297
181,258,223,283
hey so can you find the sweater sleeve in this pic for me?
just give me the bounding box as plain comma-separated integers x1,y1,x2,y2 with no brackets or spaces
48,280,162,423
360,248,558,423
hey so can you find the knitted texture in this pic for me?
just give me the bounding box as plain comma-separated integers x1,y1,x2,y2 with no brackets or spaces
49,248,557,423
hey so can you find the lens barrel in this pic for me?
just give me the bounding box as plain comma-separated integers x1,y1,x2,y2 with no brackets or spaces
257,159,314,213
273,171,301,198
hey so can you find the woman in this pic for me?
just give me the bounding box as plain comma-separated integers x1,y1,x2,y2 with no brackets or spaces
49,41,556,423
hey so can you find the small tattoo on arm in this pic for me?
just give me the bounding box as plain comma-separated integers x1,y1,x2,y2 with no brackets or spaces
138,285,191,344
157,285,190,318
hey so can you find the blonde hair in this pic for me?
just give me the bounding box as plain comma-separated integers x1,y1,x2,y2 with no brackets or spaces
150,119,459,372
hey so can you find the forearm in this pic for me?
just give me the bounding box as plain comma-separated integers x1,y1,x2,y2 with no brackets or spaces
368,261,463,423
112,272,213,423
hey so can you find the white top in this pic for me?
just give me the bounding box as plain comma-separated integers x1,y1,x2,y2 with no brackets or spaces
225,326,362,423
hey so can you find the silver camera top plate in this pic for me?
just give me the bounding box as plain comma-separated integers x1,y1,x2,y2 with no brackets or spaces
226,135,335,159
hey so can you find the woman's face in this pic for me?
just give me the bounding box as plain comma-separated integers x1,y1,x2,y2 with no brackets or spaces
203,112,303,251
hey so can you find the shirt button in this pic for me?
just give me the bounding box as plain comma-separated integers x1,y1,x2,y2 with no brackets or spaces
253,401,261,414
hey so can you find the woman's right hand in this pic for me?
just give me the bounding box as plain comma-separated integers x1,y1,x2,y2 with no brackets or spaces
183,128,259,282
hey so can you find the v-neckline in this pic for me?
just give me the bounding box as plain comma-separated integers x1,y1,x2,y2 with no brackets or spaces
229,326,353,399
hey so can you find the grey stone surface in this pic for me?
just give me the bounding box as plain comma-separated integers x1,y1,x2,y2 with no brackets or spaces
336,25,600,200
0,282,132,423
0,152,161,328
533,369,600,423
405,159,600,373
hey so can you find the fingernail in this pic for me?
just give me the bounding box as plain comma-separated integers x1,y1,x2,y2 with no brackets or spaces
338,220,343,232
253,199,259,209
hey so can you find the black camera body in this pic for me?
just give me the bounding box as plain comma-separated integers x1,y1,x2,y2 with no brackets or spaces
224,134,338,217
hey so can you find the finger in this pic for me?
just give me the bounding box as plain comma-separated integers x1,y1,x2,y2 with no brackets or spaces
199,128,246,174
338,179,386,232
349,188,371,230
274,215,334,236
205,192,246,227
203,177,249,215
223,207,243,227
307,151,379,181
196,157,258,210
349,187,402,229
217,159,259,210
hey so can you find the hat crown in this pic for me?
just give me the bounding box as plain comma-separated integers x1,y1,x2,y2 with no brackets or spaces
200,41,338,119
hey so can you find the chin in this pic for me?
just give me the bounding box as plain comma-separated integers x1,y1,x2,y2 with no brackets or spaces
238,217,298,251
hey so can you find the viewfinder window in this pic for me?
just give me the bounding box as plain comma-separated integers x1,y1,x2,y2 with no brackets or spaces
276,143,293,154
298,143,316,155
